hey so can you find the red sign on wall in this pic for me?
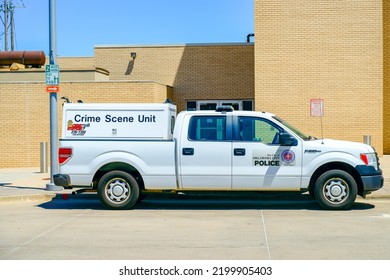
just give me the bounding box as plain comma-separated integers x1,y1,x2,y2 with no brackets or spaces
310,99,324,117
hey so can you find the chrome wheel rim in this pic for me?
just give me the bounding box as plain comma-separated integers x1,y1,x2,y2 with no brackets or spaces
323,178,349,204
105,178,130,204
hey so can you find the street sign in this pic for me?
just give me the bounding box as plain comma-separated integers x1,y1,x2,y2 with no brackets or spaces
310,99,324,117
46,85,60,92
45,64,60,85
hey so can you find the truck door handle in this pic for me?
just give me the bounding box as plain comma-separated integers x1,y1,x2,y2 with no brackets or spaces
234,148,246,156
182,148,194,156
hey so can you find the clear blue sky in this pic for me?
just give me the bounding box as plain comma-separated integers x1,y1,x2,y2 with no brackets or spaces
4,0,253,57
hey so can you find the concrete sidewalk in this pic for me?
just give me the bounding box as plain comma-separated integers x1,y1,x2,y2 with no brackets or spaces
0,168,63,203
1,157,390,204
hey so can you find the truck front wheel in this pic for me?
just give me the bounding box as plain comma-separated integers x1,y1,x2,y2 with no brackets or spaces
314,170,357,210
97,171,139,210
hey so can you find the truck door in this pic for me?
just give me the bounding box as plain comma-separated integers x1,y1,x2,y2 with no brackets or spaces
178,115,232,189
232,116,302,190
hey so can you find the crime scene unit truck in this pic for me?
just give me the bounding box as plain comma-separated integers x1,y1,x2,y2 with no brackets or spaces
54,103,383,210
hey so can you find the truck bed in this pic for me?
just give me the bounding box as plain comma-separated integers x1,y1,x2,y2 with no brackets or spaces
59,139,177,189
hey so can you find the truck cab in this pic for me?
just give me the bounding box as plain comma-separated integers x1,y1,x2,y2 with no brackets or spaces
175,106,382,209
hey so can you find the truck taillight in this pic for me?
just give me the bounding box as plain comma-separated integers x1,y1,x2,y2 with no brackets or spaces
59,147,72,165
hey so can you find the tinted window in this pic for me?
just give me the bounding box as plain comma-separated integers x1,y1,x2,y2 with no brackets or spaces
238,117,282,144
188,116,226,141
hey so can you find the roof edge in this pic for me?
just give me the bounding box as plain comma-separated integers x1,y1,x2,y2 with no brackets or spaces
94,42,254,49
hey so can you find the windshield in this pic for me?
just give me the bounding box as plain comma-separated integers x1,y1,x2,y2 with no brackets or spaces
272,116,313,140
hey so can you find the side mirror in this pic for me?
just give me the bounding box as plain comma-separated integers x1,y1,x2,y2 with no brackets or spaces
279,132,298,146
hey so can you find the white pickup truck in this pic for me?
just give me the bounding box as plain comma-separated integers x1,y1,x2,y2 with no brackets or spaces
54,102,383,210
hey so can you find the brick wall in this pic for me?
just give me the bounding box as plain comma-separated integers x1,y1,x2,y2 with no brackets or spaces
94,44,255,111
255,0,383,154
0,44,254,168
0,81,170,168
1,0,385,168
56,57,94,69
384,0,390,153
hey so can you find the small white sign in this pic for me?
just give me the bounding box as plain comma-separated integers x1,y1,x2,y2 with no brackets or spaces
310,99,324,117
45,64,60,85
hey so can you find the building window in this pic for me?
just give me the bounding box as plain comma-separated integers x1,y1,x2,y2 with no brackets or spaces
186,100,253,111
187,101,197,111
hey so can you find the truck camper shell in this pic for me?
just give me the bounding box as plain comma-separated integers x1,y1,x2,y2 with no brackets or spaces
62,103,177,140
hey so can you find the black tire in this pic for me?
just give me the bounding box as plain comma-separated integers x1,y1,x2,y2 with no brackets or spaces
314,170,357,210
308,189,316,199
97,171,139,210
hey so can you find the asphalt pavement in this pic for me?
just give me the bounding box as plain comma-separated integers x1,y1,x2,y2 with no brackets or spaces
1,156,390,204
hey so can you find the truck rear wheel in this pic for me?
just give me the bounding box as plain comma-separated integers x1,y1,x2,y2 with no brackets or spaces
314,170,357,210
97,171,139,210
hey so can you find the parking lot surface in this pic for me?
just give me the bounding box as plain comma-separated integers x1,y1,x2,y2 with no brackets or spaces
1,194,389,260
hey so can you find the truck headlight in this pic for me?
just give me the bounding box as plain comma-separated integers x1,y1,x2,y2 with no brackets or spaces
360,153,378,170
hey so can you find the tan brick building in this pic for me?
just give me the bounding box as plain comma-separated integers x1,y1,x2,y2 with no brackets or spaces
384,0,390,154
0,44,254,168
0,0,387,168
255,0,383,154
94,43,255,112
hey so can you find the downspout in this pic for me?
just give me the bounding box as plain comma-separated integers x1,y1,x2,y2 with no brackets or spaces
246,33,254,43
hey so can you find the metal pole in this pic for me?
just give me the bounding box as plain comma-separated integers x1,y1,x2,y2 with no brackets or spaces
40,142,48,173
46,0,62,191
4,0,8,51
363,135,371,146
10,0,14,50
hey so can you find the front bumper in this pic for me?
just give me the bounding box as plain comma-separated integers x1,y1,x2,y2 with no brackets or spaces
361,175,384,193
356,165,384,196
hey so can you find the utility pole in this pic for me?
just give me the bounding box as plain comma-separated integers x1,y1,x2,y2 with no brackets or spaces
1,0,25,51
46,0,62,191
4,0,8,51
10,0,14,50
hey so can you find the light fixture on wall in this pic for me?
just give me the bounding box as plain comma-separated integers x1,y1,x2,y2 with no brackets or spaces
126,53,136,75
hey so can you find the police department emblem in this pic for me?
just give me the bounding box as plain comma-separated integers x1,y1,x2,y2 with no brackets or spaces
281,150,295,165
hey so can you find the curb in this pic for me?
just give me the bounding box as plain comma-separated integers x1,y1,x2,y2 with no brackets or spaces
362,194,390,200
0,192,389,205
0,193,57,204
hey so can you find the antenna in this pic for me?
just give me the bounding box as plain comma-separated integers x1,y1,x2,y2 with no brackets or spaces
320,106,324,144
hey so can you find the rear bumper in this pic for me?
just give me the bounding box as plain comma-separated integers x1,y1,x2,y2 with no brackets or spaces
53,174,71,187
